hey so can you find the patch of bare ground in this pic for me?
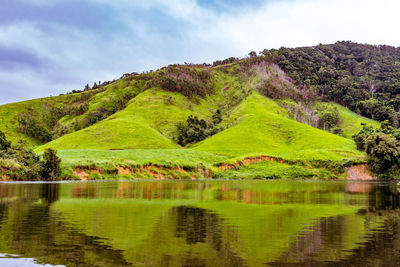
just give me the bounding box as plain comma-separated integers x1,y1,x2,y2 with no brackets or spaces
73,168,90,180
1,175,9,181
117,166,132,175
346,164,375,181
143,165,165,180
219,155,286,171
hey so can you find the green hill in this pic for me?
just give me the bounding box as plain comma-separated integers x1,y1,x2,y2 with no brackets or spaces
192,92,360,161
0,57,381,180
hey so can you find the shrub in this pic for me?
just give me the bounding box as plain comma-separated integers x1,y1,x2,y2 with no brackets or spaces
317,105,340,130
0,132,62,180
40,149,61,180
0,130,11,150
353,121,400,177
151,65,213,98
176,112,221,146
364,132,400,176
18,110,52,142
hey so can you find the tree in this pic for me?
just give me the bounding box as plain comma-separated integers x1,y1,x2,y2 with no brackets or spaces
353,123,375,150
176,114,220,146
364,132,400,176
40,149,61,180
212,109,222,125
317,106,340,130
248,51,257,58
0,130,11,150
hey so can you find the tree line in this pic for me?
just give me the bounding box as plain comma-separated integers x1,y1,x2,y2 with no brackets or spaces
0,130,61,180
270,41,400,127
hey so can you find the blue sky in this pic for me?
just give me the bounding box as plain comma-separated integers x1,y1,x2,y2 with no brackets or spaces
0,0,400,104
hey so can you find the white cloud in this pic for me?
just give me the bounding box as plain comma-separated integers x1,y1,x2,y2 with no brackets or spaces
1,0,400,104
192,0,400,57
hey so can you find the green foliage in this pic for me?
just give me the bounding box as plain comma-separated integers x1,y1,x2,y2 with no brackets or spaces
273,41,400,126
365,132,400,177
40,149,61,180
17,109,52,142
318,105,340,130
0,130,11,150
176,111,221,146
15,148,42,180
215,161,320,179
193,92,361,162
0,131,62,180
154,65,213,98
353,121,400,177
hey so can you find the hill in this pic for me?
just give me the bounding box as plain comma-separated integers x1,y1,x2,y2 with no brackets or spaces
271,41,400,126
0,43,384,180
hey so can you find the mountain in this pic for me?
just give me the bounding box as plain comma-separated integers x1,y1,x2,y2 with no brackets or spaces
0,42,385,180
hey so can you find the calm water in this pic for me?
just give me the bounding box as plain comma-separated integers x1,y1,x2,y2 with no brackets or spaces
0,181,399,267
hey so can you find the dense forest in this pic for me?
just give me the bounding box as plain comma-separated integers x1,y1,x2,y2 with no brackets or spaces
269,41,400,126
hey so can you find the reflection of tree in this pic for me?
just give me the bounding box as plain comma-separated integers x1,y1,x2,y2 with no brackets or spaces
0,195,133,266
40,183,59,206
278,212,400,266
132,205,245,267
173,206,244,266
367,184,400,211
273,183,400,266
335,215,400,266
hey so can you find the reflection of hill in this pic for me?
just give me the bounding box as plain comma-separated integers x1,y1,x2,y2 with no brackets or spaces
52,198,363,266
0,182,398,266
0,202,133,266
0,186,134,267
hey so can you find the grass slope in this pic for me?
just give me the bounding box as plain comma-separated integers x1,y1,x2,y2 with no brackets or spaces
193,92,361,161
1,64,380,179
0,98,58,147
54,149,228,167
37,71,246,151
332,103,380,139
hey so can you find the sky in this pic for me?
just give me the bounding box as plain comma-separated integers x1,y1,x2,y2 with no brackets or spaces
0,0,400,105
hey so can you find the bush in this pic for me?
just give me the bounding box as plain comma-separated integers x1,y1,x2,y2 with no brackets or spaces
353,123,376,150
364,132,400,176
151,65,212,98
0,130,11,150
40,149,61,180
18,110,52,143
353,121,400,177
0,132,62,180
176,111,221,146
317,105,340,130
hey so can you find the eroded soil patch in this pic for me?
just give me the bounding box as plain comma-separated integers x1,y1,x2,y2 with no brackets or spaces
346,164,375,181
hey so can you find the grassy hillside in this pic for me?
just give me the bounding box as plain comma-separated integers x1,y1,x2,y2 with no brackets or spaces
193,92,361,161
36,70,245,151
0,58,381,180
331,103,380,139
0,97,62,147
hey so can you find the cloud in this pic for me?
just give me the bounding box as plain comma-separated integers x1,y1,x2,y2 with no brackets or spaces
192,0,400,56
0,0,399,105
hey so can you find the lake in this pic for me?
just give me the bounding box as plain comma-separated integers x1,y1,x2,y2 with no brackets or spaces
0,180,399,266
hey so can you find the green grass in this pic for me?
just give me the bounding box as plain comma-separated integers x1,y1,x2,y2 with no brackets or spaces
1,65,380,180
53,149,228,168
37,117,179,151
0,97,58,147
329,102,380,138
215,161,326,179
36,71,248,151
193,92,362,161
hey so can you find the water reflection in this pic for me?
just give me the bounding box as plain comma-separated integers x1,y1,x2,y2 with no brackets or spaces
0,181,398,266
